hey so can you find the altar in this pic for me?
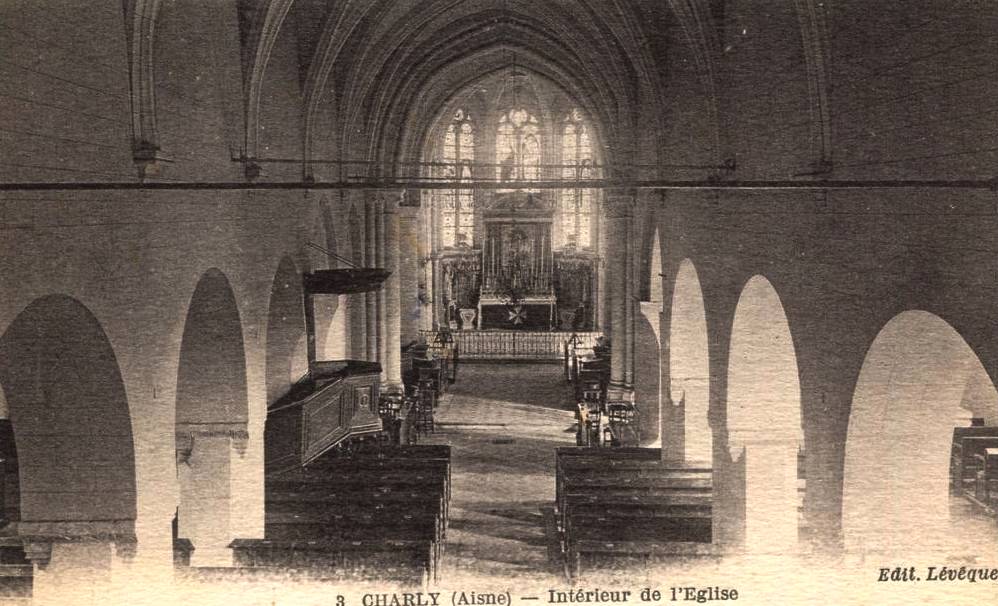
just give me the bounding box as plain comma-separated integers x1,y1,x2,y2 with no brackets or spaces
477,295,555,330
436,191,597,332
478,192,556,329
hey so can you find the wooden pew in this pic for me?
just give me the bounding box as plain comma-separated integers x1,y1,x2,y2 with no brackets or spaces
299,447,452,503
230,538,434,585
950,427,998,494
263,515,443,571
555,448,664,511
0,537,31,599
298,458,451,501
558,469,711,520
250,444,451,585
266,496,446,539
269,473,450,521
561,488,716,578
980,448,998,509
554,447,716,579
266,510,442,537
305,445,452,486
568,540,721,578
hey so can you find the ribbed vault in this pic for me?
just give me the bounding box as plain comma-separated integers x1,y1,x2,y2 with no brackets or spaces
296,0,663,175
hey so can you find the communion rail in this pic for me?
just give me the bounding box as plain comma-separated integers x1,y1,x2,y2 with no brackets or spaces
420,330,602,361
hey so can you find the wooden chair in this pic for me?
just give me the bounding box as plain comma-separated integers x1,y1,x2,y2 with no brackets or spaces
414,385,435,436
417,364,442,398
606,401,639,447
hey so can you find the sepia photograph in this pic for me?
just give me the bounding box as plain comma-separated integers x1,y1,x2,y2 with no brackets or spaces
1,0,997,604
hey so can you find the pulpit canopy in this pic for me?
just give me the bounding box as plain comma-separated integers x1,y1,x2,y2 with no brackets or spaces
303,268,391,295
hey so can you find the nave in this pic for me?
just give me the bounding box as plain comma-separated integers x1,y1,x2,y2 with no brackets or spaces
422,363,574,586
4,0,998,603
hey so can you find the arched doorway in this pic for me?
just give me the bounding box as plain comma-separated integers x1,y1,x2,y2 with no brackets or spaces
843,311,998,554
669,259,711,464
726,276,803,553
174,270,249,566
0,295,136,594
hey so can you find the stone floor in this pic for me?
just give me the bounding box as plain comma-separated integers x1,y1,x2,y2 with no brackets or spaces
423,362,577,590
419,362,998,600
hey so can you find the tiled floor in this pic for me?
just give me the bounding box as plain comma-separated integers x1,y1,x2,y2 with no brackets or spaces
423,363,577,589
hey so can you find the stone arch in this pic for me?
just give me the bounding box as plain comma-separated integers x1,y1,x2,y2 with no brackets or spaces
174,269,249,565
669,259,711,464
725,275,803,553
0,295,137,598
0,295,137,534
266,256,307,404
843,311,998,554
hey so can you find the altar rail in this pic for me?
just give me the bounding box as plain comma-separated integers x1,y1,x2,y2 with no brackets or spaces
420,330,603,360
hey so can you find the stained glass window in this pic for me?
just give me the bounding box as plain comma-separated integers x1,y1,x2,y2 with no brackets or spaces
439,110,474,248
561,109,594,248
496,108,541,188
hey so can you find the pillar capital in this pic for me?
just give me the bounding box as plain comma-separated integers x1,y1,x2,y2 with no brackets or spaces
175,422,250,464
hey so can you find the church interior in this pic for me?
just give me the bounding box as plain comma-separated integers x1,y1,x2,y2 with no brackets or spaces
2,0,998,604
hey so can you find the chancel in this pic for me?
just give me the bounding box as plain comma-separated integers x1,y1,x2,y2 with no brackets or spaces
2,1,998,604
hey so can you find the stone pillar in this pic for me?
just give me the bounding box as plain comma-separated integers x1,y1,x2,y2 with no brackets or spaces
416,201,435,333
347,198,367,359
376,192,387,374
605,193,634,401
26,539,136,606
624,209,636,390
174,426,248,567
365,195,378,361
383,190,403,389
399,199,422,343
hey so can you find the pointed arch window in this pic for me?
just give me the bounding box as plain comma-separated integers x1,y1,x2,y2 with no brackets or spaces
496,108,541,187
561,109,594,248
439,109,475,248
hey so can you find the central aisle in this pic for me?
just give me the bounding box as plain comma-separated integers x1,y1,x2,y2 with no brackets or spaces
424,363,577,587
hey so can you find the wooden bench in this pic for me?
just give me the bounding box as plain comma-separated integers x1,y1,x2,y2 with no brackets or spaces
951,429,998,493
554,447,715,579
267,510,442,536
266,497,446,538
0,538,31,599
269,475,450,521
568,540,722,578
251,444,451,585
558,472,712,519
230,538,435,585
563,492,716,578
555,447,665,509
302,446,452,497
297,458,452,501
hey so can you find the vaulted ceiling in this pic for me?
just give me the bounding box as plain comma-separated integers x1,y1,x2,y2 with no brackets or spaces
225,0,689,178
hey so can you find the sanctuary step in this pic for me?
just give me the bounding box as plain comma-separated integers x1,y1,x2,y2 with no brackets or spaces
554,447,719,579
231,445,451,586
